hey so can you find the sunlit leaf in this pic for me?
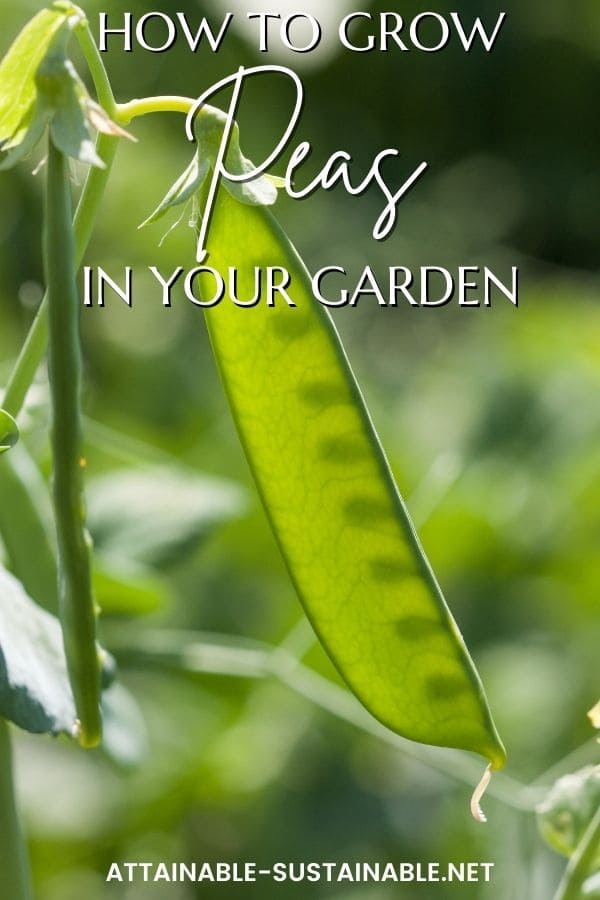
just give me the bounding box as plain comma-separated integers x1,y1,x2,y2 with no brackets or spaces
0,2,81,145
139,154,209,228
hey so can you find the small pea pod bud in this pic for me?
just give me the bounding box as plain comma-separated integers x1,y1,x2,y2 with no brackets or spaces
0,410,19,454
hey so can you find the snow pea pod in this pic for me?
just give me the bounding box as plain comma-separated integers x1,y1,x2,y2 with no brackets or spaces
198,185,506,769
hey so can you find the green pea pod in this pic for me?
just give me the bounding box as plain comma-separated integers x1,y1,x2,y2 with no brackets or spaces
198,186,506,769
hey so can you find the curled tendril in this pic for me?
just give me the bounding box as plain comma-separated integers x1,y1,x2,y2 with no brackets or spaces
0,410,19,454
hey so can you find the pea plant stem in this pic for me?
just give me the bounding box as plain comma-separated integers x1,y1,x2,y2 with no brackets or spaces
45,137,101,748
0,720,33,900
75,18,117,118
553,804,600,900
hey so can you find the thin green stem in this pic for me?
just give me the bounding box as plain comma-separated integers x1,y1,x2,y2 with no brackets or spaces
553,805,600,900
2,132,118,419
0,720,33,900
1,305,49,420
73,134,120,256
112,628,539,811
116,95,194,124
532,739,600,789
75,17,117,117
45,137,101,748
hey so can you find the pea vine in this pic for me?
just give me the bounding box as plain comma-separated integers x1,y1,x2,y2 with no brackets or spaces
0,5,597,899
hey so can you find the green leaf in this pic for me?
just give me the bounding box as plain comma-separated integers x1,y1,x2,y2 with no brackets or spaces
197,186,506,768
43,60,134,169
0,409,19,453
0,444,59,615
537,767,600,859
86,465,246,567
0,565,116,737
0,2,82,145
0,565,77,735
141,105,279,233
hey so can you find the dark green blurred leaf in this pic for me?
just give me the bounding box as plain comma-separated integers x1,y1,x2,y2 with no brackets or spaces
0,565,76,735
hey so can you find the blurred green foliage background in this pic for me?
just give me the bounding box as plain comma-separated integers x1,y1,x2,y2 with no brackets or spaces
0,0,599,898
